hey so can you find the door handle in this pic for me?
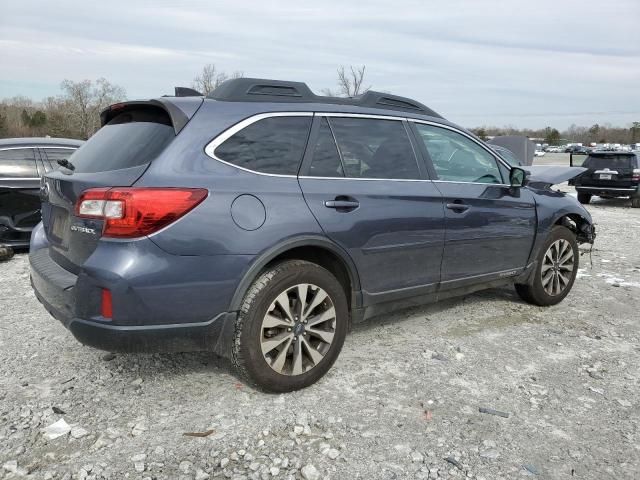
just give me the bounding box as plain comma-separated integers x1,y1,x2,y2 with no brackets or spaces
324,196,359,211
325,200,360,209
446,202,470,213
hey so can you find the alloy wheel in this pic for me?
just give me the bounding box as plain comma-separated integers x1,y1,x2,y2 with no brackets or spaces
541,239,575,296
260,283,336,376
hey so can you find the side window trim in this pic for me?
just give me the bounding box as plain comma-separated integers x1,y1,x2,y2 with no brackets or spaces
34,147,47,176
204,112,313,178
324,117,347,175
409,119,511,185
404,120,434,180
299,115,346,178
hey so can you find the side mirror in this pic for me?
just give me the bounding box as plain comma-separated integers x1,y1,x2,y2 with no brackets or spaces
509,167,527,188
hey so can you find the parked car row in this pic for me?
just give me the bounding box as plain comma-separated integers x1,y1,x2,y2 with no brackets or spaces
22,78,597,392
545,146,563,153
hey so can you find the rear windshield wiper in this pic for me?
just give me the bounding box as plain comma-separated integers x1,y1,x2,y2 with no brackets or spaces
57,159,75,171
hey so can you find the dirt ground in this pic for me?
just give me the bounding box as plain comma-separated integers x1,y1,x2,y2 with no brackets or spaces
1,173,639,479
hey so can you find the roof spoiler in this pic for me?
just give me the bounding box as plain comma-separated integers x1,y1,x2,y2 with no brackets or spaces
174,87,203,97
100,97,203,135
208,77,442,118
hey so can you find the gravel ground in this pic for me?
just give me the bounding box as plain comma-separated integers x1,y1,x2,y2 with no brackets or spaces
1,186,639,480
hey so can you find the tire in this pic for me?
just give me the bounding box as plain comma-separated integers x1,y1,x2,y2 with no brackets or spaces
232,260,348,392
0,246,14,262
631,196,640,208
577,193,591,204
515,226,579,306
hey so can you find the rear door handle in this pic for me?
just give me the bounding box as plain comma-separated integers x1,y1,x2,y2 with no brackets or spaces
325,200,360,209
446,202,470,213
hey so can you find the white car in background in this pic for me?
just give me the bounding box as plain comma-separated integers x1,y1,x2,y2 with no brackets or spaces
534,150,546,157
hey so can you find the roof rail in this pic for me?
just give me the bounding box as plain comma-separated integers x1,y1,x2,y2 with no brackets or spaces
208,78,442,118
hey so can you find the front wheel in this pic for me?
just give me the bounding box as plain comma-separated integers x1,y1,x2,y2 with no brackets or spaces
232,260,348,392
515,226,579,306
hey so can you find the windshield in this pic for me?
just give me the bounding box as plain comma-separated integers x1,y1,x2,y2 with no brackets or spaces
68,108,174,173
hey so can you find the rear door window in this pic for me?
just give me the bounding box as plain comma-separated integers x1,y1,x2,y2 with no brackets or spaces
69,107,174,173
214,116,312,175
327,117,420,179
0,148,38,178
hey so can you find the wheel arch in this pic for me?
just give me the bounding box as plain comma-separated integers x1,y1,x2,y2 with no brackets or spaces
229,236,362,313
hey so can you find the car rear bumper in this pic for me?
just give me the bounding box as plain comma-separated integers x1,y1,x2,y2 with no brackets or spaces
62,314,235,355
29,245,239,356
576,186,638,197
0,225,32,248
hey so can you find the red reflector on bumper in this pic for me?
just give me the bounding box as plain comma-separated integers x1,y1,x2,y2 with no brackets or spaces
101,289,113,319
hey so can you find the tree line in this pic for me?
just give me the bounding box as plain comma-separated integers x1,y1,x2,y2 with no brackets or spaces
1,64,638,145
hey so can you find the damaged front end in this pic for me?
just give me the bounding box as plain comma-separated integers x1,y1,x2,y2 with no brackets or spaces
523,165,596,245
558,215,596,245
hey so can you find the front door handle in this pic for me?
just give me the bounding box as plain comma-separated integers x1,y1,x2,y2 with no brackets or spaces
446,202,470,213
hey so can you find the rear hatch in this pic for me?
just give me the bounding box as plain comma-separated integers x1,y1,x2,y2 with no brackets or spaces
575,152,638,188
41,98,202,272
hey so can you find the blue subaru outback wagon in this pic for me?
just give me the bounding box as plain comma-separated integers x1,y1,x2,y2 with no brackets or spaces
30,78,595,392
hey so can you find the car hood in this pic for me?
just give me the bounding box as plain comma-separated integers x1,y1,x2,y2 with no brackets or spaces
524,165,586,187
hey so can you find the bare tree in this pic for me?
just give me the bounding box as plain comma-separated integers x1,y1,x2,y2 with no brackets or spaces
192,64,243,95
336,65,370,97
60,78,126,139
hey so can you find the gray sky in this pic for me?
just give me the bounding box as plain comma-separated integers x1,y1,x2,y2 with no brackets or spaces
1,0,639,129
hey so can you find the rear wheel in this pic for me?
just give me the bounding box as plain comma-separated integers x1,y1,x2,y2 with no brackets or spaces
515,226,579,306
577,193,591,204
232,260,348,392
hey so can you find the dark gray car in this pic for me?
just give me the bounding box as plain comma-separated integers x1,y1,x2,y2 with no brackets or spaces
29,79,595,392
0,137,82,248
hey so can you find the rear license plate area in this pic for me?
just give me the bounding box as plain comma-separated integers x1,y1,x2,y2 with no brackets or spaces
50,207,69,244
599,174,612,180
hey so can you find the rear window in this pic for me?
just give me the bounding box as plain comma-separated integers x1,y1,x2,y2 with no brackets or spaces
69,108,174,173
585,154,634,170
0,148,38,178
214,116,312,175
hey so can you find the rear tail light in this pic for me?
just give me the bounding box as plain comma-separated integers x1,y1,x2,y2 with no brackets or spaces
633,169,640,182
75,188,208,238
